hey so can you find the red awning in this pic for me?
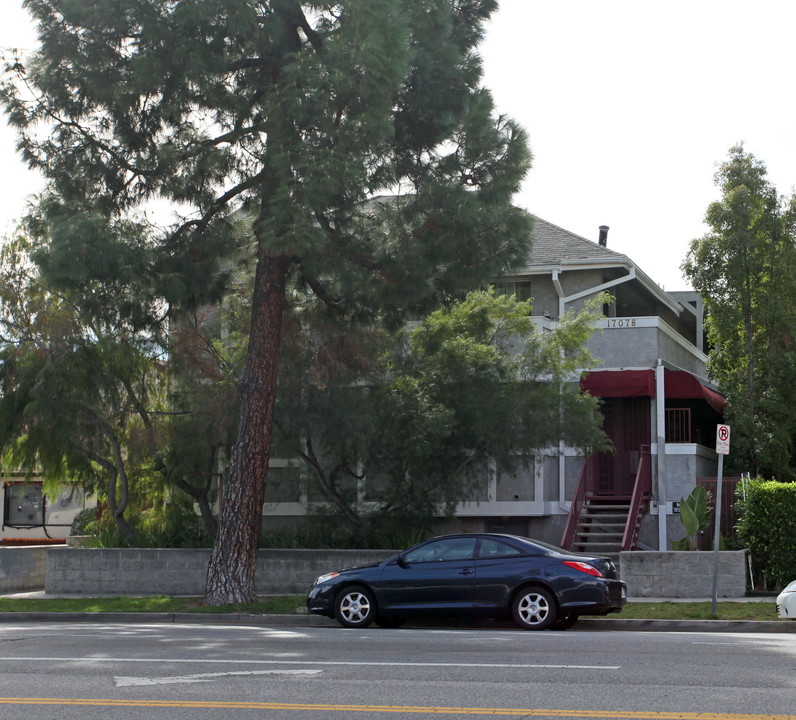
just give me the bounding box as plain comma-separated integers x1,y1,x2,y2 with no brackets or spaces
580,368,725,413
664,370,726,413
580,369,655,398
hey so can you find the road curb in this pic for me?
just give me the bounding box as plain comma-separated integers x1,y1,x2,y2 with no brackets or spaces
575,617,794,633
0,612,792,632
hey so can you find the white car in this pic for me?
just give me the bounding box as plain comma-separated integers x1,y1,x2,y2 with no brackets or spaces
776,580,796,619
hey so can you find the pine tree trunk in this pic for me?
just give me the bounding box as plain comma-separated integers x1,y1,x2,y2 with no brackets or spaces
204,250,287,605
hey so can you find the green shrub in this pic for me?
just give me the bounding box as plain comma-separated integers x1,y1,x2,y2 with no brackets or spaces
72,505,213,548
670,486,712,550
258,516,429,550
70,507,97,536
735,477,796,589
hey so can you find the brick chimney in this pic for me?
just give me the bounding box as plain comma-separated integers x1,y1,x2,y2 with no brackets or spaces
598,225,609,247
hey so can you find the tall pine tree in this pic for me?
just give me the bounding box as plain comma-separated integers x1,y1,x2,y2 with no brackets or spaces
2,0,532,603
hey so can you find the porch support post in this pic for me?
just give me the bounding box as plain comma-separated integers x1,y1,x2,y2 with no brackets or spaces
655,360,667,550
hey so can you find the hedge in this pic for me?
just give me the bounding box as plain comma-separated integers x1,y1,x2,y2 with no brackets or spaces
734,477,796,590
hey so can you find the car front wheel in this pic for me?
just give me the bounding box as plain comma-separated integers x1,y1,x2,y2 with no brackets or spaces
334,585,376,628
512,587,557,630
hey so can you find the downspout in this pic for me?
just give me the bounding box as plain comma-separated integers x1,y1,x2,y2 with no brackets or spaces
552,268,566,321
655,359,667,550
552,270,569,512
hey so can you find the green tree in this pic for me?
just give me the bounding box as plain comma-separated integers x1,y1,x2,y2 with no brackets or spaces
2,1,532,603
0,226,232,544
276,290,607,532
682,145,796,481
0,230,166,543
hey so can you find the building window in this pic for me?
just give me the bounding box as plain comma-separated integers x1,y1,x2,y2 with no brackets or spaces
3,482,86,529
265,464,302,503
492,280,532,302
3,483,44,527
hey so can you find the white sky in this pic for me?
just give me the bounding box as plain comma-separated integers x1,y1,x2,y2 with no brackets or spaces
2,0,796,290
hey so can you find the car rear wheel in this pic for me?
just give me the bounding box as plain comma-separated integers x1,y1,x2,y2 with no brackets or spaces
512,586,557,630
334,585,376,628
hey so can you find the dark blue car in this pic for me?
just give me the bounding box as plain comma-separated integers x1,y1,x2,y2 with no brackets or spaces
307,533,627,630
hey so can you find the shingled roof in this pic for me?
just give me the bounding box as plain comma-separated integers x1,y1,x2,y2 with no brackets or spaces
527,217,627,265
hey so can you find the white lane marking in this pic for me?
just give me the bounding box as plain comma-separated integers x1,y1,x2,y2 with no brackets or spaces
0,657,619,671
114,669,323,687
692,641,741,645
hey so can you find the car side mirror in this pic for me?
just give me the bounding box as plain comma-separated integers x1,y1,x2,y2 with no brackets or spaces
397,555,410,569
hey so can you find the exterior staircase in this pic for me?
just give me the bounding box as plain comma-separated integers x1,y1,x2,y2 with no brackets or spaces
561,445,652,556
572,496,633,557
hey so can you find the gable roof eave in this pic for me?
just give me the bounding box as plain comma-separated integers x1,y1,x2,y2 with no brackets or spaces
510,254,682,317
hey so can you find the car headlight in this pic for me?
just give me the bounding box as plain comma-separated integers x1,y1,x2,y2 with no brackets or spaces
313,572,339,587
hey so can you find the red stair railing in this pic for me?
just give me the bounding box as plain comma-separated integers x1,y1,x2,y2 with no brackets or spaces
621,444,651,551
560,454,599,551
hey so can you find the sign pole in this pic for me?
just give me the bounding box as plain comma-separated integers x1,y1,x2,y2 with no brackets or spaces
711,424,730,615
710,452,724,614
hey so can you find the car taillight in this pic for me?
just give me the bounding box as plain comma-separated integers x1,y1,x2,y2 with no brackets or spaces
562,561,604,578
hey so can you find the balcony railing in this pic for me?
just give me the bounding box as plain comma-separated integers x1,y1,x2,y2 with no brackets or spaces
665,408,692,443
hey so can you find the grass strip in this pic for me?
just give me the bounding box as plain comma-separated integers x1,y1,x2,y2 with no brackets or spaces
0,596,781,621
0,595,306,615
615,601,778,621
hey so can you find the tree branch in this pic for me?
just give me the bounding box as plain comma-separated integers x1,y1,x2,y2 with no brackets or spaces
298,437,363,527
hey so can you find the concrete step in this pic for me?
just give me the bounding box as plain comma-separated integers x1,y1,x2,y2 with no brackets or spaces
583,510,630,516
578,530,625,538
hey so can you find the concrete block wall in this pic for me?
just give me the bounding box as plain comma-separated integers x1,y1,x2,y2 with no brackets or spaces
46,548,212,595
0,546,48,593
255,549,394,594
620,550,749,598
45,547,395,596
41,547,751,598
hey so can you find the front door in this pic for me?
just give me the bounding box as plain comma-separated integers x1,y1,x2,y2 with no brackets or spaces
597,397,650,495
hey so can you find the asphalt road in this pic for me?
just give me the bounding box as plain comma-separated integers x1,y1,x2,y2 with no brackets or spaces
0,621,794,719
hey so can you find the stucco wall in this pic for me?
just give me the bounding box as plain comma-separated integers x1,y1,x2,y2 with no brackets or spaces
655,328,707,376
586,324,660,368
584,319,709,378
527,276,560,320
663,445,719,508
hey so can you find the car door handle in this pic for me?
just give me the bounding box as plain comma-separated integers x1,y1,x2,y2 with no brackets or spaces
459,568,474,575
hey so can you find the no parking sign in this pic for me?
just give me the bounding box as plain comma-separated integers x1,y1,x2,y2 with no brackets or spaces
716,424,730,455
